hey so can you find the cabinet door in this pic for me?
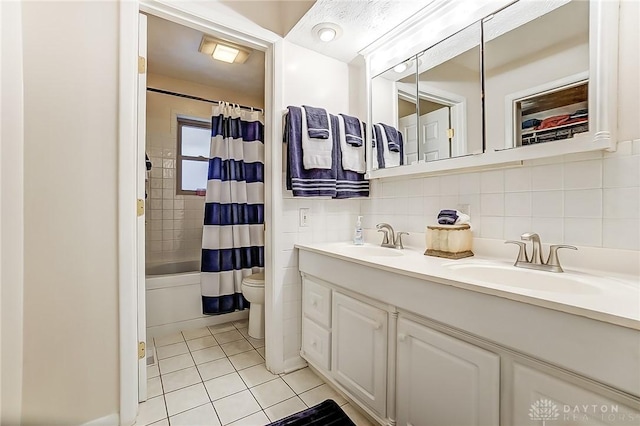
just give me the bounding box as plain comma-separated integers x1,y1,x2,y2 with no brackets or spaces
332,292,387,417
396,318,500,426
509,362,640,426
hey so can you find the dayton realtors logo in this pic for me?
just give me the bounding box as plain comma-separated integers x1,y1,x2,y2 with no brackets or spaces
529,399,560,425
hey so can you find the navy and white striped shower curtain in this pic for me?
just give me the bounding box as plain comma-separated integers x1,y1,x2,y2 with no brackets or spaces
201,104,265,315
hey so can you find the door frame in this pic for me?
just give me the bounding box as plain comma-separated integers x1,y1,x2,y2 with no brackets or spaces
118,2,283,423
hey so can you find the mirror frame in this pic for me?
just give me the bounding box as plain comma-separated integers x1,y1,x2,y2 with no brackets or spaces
361,0,619,179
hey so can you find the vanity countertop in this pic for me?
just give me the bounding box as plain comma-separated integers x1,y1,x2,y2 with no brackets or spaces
295,242,640,331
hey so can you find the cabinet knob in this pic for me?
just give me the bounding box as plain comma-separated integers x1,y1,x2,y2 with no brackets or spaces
311,299,318,307
398,333,407,342
374,322,382,330
310,339,317,347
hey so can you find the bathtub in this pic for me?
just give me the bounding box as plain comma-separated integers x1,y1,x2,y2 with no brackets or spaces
145,260,248,338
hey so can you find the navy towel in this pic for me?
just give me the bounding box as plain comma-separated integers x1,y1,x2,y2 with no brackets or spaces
380,123,401,152
339,113,364,147
266,399,355,426
302,105,330,139
521,118,542,129
145,154,152,171
438,209,459,225
331,114,369,199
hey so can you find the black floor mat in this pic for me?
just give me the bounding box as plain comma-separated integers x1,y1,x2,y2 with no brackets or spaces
266,399,356,426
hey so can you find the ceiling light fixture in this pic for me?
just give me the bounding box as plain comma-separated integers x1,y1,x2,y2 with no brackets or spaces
393,63,408,73
313,23,342,43
198,35,252,64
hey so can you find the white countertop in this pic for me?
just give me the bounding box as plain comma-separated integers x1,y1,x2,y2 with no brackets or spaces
295,241,640,331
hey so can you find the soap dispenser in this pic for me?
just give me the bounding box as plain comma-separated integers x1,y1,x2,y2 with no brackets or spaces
353,216,364,245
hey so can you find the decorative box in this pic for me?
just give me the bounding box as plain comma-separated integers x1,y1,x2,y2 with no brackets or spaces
425,224,473,259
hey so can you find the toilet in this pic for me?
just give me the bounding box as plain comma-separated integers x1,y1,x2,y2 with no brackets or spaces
241,271,265,339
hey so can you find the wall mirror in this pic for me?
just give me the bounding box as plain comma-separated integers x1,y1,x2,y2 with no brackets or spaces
370,56,418,170
416,21,483,163
483,0,590,152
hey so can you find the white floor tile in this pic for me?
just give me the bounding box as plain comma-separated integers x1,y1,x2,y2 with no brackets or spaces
237,327,250,339
213,389,262,425
159,353,194,375
147,364,160,379
237,364,278,388
342,403,376,426
246,336,265,349
136,395,167,426
147,376,163,399
250,377,296,409
233,320,249,329
229,350,263,370
182,327,213,341
148,419,169,426
298,383,346,408
264,396,307,422
220,339,253,357
156,341,189,360
187,336,219,352
197,358,236,381
155,332,185,347
281,368,324,394
192,346,227,365
165,383,210,417
214,330,245,345
208,323,237,335
169,402,221,426
161,366,202,393
204,372,247,401
256,347,265,359
227,410,269,426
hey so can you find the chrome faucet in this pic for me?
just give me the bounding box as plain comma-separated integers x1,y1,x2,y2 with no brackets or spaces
376,223,409,249
505,233,577,273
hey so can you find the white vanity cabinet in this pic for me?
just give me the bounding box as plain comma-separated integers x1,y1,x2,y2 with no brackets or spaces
332,292,388,417
301,276,332,370
396,317,500,426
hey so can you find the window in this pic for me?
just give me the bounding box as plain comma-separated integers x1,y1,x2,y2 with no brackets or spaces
177,118,210,194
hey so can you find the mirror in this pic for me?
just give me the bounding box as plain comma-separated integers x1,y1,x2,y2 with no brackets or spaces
370,56,418,170
484,0,590,151
416,22,483,162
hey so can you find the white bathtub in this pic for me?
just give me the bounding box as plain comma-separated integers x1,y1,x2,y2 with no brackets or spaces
145,261,248,338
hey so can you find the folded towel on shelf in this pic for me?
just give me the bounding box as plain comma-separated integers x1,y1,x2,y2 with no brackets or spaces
521,118,542,129
339,113,364,147
380,123,401,152
374,124,402,168
300,107,333,170
570,108,588,119
437,209,471,225
302,105,330,139
337,115,366,173
332,114,369,198
285,106,337,197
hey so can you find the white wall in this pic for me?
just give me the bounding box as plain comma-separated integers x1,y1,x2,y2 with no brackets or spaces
0,1,24,423
21,2,119,423
277,41,361,369
361,0,640,252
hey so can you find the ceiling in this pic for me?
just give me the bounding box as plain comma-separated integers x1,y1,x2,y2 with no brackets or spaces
285,0,436,64
145,1,433,98
146,14,266,99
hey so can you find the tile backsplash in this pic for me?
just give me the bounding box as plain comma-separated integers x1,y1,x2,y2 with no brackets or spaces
361,139,640,251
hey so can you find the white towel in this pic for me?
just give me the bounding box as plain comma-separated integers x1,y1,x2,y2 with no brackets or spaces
375,124,400,167
337,115,366,173
301,107,333,170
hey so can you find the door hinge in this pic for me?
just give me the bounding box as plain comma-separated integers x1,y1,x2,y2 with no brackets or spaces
138,56,146,74
137,199,145,217
447,128,455,139
138,341,146,359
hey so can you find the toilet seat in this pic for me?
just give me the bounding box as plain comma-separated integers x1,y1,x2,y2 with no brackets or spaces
242,272,264,286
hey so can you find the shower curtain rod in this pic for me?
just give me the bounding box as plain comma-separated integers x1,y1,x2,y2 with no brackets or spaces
146,87,264,112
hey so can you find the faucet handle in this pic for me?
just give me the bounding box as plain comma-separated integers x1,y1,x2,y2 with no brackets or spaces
505,240,529,263
377,228,390,245
395,232,409,249
546,244,577,272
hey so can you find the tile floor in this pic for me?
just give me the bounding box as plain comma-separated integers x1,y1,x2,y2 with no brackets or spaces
137,320,375,426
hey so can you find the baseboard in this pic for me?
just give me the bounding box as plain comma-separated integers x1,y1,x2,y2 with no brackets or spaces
282,354,307,374
80,413,119,426
146,310,249,339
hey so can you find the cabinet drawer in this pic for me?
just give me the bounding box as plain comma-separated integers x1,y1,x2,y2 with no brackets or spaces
303,277,331,328
302,317,331,370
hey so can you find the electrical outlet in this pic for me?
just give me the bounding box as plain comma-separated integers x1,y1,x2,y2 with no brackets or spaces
457,203,471,217
299,208,310,227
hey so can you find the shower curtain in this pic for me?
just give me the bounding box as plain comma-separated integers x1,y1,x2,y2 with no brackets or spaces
200,103,265,315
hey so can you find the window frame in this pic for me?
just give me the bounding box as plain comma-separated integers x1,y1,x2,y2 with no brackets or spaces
176,117,211,195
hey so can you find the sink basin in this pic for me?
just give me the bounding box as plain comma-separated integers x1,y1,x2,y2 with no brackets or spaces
339,245,404,257
443,261,604,294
